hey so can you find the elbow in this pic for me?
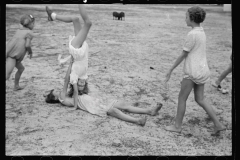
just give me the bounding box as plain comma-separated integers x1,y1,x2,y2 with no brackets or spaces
26,44,31,48
86,20,92,27
182,50,189,58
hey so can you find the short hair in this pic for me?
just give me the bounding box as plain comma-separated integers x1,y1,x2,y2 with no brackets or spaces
45,89,60,104
188,6,206,23
20,14,35,27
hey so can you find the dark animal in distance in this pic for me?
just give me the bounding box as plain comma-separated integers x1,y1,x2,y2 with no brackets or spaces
112,12,125,21
119,12,125,21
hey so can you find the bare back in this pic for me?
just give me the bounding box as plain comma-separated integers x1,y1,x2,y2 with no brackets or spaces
6,29,33,62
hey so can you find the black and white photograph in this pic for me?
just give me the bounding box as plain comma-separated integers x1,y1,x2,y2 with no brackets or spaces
6,3,232,156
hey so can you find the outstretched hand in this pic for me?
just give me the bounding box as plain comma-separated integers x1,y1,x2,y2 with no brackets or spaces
28,53,32,59
164,70,172,91
164,70,171,83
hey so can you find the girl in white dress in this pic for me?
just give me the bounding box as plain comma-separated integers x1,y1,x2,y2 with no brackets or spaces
46,4,91,109
164,6,225,135
44,58,163,126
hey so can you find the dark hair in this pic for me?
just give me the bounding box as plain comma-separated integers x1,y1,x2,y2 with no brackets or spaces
68,81,89,97
188,6,206,23
45,89,60,104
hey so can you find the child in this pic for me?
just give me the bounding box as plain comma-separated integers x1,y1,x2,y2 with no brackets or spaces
164,6,225,135
44,58,163,126
6,14,35,91
46,4,92,109
212,53,232,94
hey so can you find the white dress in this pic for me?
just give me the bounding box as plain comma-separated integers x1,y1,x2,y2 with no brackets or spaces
69,35,89,84
78,94,117,117
182,27,210,84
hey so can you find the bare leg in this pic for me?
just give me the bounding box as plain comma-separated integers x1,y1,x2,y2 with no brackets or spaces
6,57,16,80
215,62,232,86
46,6,82,36
114,101,163,116
14,62,25,91
71,4,92,49
165,78,194,133
194,83,225,134
107,108,147,126
55,15,82,36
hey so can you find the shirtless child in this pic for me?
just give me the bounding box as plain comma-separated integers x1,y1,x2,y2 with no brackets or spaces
6,14,35,91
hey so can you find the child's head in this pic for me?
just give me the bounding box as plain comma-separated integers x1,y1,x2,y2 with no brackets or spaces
20,14,35,30
186,6,206,25
45,89,60,104
68,79,89,97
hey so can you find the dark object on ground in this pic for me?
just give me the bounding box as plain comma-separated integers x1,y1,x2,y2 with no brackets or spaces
113,12,125,21
119,12,125,21
113,12,119,20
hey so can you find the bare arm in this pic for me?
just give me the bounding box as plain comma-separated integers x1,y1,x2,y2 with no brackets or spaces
59,60,75,107
25,32,34,59
164,50,189,83
169,50,188,72
62,57,73,96
73,83,79,109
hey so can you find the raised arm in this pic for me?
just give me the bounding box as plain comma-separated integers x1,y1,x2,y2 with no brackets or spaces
62,57,73,95
73,83,78,109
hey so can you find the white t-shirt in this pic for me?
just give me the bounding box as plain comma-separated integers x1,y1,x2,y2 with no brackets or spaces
182,27,210,84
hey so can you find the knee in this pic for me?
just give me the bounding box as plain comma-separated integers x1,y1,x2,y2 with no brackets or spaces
18,66,25,73
85,20,92,27
72,17,80,23
107,108,119,116
115,101,129,110
6,72,10,80
178,94,188,102
228,64,232,72
195,97,204,106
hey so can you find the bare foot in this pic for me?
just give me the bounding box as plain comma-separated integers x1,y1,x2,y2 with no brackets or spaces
165,125,182,133
138,117,147,127
13,85,25,91
211,126,226,136
150,103,163,116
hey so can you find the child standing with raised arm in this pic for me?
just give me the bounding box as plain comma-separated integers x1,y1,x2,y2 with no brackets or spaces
6,14,35,91
164,6,225,135
45,4,92,109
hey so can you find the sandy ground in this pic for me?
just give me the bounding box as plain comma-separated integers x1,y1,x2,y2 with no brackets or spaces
6,4,232,156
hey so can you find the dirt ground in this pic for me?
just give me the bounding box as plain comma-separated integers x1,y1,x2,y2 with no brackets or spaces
5,4,232,156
